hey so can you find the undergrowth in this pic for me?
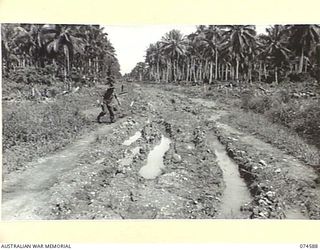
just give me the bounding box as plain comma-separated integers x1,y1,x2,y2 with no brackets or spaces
224,111,320,166
240,86,320,149
2,94,95,174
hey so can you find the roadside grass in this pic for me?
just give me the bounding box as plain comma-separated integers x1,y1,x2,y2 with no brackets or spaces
2,90,98,175
240,82,320,148
2,78,133,176
223,110,320,166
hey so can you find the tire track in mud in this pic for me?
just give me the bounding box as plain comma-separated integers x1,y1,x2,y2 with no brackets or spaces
159,85,320,219
1,86,251,220
213,120,320,219
3,84,318,220
36,87,226,219
1,108,116,220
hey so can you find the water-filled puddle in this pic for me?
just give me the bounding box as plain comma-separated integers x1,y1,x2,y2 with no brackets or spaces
139,135,171,179
122,131,141,146
211,136,252,219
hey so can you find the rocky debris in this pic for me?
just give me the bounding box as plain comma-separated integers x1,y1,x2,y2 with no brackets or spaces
240,189,286,219
172,153,182,163
141,122,162,144
156,119,174,138
214,123,320,219
259,160,267,166
275,168,281,173
17,84,290,220
292,91,317,99
215,129,292,219
182,105,199,115
192,127,206,147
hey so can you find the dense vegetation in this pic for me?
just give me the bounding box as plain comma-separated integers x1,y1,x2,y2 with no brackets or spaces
128,25,320,84
127,25,320,155
2,24,121,174
2,24,121,82
2,24,319,174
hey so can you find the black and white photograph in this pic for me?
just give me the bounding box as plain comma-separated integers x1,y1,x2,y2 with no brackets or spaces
1,23,320,220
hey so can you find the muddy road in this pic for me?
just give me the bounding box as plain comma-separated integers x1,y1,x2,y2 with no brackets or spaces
2,83,320,220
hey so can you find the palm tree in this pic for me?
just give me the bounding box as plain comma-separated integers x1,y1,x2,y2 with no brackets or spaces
286,25,320,73
130,62,147,81
7,24,42,68
185,32,204,83
1,24,21,72
259,25,291,83
160,29,187,82
39,24,86,79
146,42,163,82
2,24,121,83
220,25,257,82
201,25,222,82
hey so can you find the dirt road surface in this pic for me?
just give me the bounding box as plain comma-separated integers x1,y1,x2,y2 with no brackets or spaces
2,83,320,220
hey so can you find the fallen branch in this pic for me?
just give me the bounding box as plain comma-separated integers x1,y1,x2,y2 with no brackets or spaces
258,86,269,94
239,168,258,177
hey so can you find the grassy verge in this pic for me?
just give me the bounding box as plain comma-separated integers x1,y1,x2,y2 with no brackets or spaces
150,80,320,163
240,82,320,148
2,88,99,175
222,110,320,166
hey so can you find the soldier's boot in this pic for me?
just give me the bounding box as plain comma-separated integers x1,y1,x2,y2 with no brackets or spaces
110,115,115,123
97,112,105,123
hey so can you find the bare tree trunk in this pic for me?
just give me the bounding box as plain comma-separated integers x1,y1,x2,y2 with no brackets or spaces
225,63,228,81
235,58,239,82
156,60,160,82
249,63,252,83
173,59,176,82
215,50,218,80
259,61,262,82
203,60,206,81
299,48,304,73
166,60,170,83
186,61,190,82
96,57,99,73
199,62,202,82
193,61,197,82
209,62,213,83
304,57,308,73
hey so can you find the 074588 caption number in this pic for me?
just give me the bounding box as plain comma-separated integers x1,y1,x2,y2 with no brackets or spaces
300,244,318,248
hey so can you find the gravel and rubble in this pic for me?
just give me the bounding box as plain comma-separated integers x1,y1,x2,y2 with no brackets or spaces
3,82,320,220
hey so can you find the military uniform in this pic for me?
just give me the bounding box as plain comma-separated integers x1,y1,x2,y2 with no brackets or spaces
97,77,120,123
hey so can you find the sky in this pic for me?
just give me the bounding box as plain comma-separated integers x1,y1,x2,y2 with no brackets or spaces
103,25,269,75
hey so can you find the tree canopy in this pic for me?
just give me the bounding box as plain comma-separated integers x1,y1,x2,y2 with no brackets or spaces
2,23,121,80
129,25,320,84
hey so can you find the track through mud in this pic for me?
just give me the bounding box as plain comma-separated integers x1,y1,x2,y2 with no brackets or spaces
2,83,320,220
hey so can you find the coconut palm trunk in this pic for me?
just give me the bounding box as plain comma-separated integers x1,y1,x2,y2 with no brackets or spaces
235,58,239,82
225,63,228,81
215,49,218,80
209,61,213,83
156,60,160,82
259,61,262,82
298,47,305,73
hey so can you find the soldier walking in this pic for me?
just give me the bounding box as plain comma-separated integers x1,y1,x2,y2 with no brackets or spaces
97,76,121,123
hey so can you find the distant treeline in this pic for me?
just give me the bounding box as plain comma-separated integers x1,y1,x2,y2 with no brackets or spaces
128,25,320,84
1,24,121,81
